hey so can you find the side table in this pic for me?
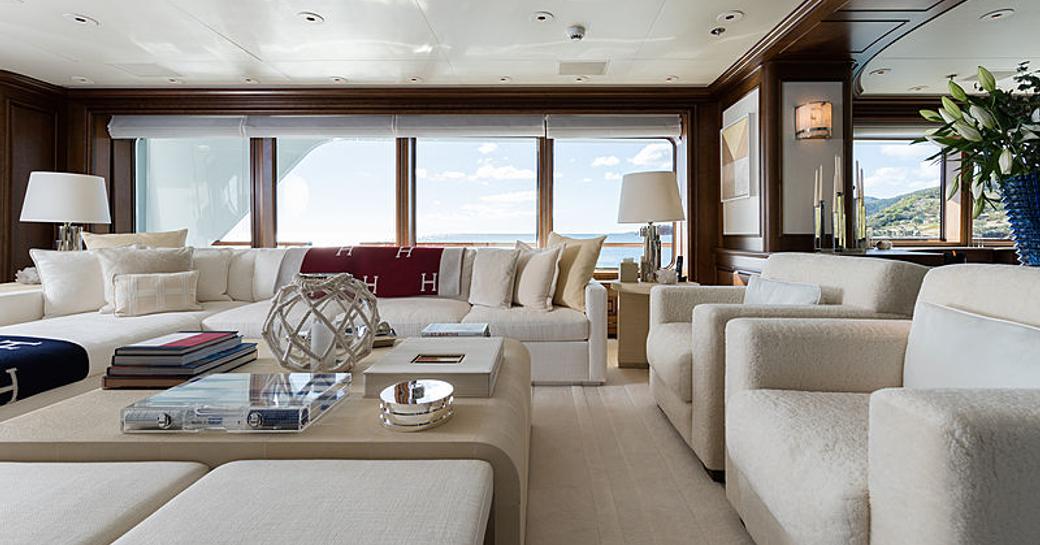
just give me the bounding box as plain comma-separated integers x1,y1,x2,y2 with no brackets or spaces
611,281,699,368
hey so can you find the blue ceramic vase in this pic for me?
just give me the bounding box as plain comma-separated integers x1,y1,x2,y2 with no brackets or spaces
1002,171,1040,266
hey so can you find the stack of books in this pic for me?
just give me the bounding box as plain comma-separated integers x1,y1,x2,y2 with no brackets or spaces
103,331,257,390
420,323,491,337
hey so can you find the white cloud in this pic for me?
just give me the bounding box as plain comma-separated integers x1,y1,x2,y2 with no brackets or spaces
477,142,498,154
472,163,535,181
421,170,468,182
879,144,935,161
591,155,620,167
604,172,622,181
480,190,537,203
864,165,940,199
628,143,672,167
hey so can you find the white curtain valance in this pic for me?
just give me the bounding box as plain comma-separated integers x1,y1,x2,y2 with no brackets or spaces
393,115,546,138
546,114,682,139
243,115,395,138
853,124,932,140
108,116,246,139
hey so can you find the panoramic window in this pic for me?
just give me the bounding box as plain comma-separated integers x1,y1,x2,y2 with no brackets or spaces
853,139,943,240
973,188,1012,240
274,138,396,246
415,139,538,245
135,138,251,247
553,138,676,268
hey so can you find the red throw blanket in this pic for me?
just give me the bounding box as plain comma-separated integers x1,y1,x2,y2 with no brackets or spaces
299,246,464,298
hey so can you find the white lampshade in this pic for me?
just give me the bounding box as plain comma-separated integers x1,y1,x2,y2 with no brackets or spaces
20,172,111,224
617,171,685,223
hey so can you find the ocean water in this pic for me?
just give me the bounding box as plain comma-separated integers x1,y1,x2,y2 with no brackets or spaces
417,232,674,269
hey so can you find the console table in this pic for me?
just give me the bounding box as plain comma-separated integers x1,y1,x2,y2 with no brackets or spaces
0,339,533,545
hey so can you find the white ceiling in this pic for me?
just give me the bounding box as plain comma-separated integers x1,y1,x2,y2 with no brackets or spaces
0,0,804,88
861,0,1040,95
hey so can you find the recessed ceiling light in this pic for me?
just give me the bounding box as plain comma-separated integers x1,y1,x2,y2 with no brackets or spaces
716,10,744,23
243,77,259,84
329,76,348,84
498,76,512,83
908,85,929,92
70,76,93,84
530,11,555,23
574,75,589,83
408,76,423,83
709,26,726,37
868,68,891,76
63,13,99,26
665,75,679,83
297,11,324,24
980,8,1014,21
166,77,183,84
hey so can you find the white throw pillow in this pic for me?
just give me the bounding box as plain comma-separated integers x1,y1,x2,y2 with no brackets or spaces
29,249,106,317
744,276,822,305
81,228,187,250
113,271,202,317
904,302,1040,389
95,246,194,312
468,248,520,308
227,250,257,302
192,248,233,302
513,242,561,311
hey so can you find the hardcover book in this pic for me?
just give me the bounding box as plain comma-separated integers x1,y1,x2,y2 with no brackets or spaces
363,337,503,398
107,343,258,377
112,336,244,367
115,331,239,357
420,323,491,337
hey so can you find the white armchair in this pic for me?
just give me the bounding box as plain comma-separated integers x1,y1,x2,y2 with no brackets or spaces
724,263,1040,545
646,253,928,475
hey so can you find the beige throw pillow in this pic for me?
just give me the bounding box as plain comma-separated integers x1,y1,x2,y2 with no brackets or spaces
513,242,561,311
113,271,202,317
82,229,188,250
95,246,194,312
547,232,606,311
468,248,520,308
192,248,233,302
29,249,106,317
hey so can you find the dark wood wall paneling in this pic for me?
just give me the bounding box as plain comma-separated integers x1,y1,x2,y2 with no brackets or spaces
0,72,65,281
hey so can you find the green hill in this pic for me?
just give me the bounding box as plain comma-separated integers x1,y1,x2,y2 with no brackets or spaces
865,187,941,239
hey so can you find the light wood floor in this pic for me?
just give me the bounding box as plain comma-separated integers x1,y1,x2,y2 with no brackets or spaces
526,340,754,545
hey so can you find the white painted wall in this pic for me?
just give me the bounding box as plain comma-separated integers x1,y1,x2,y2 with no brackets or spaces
781,81,844,234
722,88,760,236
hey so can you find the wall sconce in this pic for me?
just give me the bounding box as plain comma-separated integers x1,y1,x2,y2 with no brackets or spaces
795,101,833,140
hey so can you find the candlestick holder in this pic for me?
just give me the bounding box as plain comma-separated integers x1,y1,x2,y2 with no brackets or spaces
813,200,826,251
833,192,847,252
854,193,868,250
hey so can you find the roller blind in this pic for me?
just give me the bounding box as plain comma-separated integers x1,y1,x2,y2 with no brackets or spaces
243,115,395,138
545,114,682,138
108,116,246,139
853,124,932,140
393,115,546,137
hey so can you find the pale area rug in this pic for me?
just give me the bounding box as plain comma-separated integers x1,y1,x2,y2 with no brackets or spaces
527,341,754,545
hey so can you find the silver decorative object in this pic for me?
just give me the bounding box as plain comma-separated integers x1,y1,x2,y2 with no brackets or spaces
379,379,454,432
262,273,380,372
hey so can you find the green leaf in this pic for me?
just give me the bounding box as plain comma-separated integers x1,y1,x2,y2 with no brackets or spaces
948,80,968,101
941,97,963,119
939,108,958,124
978,66,997,93
946,175,960,200
973,195,987,218
920,109,943,123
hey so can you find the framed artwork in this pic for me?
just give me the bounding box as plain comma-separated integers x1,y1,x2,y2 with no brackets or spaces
720,113,754,202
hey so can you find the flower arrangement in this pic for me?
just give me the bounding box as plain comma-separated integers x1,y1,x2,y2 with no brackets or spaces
918,64,1040,216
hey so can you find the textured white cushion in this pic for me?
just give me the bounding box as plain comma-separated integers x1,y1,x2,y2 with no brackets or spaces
226,250,256,302
81,228,187,250
95,247,194,312
112,460,494,545
468,248,519,308
904,302,1040,389
744,275,821,305
0,301,244,376
29,249,106,317
192,248,233,302
463,305,589,341
646,322,692,402
513,242,561,311
727,390,871,545
252,248,289,301
0,461,207,545
113,271,202,317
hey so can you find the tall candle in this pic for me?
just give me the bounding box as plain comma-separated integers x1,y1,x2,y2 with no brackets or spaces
310,317,335,370
834,155,843,197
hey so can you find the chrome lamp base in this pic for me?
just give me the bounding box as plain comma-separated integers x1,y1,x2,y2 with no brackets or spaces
639,222,662,282
57,223,83,251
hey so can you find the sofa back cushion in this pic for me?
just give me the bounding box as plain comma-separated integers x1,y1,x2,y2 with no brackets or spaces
761,253,927,316
192,248,233,302
915,264,1040,327
226,248,290,302
95,247,194,313
81,228,187,250
904,302,1040,389
29,249,106,317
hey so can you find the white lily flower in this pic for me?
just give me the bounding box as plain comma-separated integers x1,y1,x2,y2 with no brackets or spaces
999,148,1014,175
969,105,996,129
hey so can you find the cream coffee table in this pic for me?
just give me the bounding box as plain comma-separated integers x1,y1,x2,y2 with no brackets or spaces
0,339,532,545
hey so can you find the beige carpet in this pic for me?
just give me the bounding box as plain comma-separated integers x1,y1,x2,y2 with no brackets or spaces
527,341,754,545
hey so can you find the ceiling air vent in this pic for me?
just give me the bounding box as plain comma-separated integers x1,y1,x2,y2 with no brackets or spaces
108,63,182,78
558,61,608,76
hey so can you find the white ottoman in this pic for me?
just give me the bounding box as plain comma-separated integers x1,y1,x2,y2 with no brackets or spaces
0,462,207,545
113,459,494,545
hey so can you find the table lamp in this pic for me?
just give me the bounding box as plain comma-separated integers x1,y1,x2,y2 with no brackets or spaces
617,171,685,282
20,172,111,251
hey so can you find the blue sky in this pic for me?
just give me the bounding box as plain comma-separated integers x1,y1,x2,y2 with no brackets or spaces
853,139,942,199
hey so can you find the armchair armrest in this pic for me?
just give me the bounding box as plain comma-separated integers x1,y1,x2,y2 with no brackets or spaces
869,389,1040,545
584,281,608,384
0,290,44,327
649,285,745,326
725,318,911,400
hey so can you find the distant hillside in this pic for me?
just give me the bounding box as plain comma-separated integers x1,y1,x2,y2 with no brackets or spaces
865,187,941,239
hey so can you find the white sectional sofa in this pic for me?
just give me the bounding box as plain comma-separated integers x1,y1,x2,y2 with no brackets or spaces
0,247,607,418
